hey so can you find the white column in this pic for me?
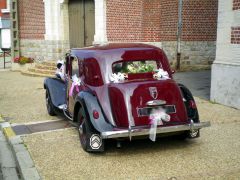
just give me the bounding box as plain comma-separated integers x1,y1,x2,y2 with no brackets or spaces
94,0,108,44
211,0,240,109
43,0,62,40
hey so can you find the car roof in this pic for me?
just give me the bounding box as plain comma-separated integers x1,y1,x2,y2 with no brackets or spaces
71,43,160,51
70,43,164,64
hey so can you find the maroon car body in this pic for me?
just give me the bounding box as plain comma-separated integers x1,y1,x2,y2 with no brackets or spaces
44,43,210,152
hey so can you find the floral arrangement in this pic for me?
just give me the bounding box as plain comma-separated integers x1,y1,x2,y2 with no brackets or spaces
14,56,34,64
121,61,154,74
153,68,170,80
110,72,128,83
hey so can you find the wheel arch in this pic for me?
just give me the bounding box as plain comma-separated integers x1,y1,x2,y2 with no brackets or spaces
75,91,113,133
178,83,199,122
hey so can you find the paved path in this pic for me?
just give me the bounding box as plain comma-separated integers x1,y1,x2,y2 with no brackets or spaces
174,70,211,100
0,57,11,70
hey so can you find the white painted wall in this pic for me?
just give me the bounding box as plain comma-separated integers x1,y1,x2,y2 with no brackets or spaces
43,0,66,41
1,29,11,48
211,0,240,109
94,0,108,44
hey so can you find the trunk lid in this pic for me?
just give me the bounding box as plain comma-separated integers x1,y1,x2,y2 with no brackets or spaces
108,79,188,127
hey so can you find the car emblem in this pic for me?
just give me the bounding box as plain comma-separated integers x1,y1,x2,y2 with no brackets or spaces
149,87,158,99
90,134,102,150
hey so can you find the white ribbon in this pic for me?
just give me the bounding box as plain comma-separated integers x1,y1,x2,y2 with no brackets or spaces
153,68,170,80
69,74,81,97
149,108,171,142
109,73,127,83
72,74,81,86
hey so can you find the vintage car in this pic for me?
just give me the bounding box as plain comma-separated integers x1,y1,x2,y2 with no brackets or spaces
44,43,210,152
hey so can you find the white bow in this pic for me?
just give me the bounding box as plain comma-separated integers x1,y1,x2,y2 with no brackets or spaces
109,73,127,83
149,108,171,142
153,68,170,80
72,74,81,86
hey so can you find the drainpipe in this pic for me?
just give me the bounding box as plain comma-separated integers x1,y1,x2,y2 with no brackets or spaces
176,0,183,70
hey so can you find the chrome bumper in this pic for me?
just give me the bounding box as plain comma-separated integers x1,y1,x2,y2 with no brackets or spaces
101,121,210,139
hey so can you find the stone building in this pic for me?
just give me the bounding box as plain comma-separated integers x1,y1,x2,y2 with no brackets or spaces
211,0,240,109
11,0,218,67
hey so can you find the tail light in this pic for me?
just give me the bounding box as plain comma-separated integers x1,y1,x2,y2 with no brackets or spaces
93,110,99,119
189,100,197,109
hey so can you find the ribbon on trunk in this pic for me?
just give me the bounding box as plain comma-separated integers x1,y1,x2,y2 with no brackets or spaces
69,74,81,97
149,107,171,142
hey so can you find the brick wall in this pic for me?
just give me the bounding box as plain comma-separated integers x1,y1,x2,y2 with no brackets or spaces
142,0,161,42
233,0,240,10
107,0,217,42
106,0,143,42
160,0,178,41
18,0,45,39
0,0,7,17
182,0,218,41
231,27,240,44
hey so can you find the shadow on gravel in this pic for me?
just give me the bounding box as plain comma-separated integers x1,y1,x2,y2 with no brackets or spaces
88,136,199,156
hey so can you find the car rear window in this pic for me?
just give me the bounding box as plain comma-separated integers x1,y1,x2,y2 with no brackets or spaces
112,60,159,74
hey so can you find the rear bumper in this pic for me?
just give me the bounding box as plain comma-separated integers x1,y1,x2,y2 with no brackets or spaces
101,121,210,139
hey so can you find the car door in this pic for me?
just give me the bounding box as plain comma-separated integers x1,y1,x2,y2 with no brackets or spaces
67,56,80,115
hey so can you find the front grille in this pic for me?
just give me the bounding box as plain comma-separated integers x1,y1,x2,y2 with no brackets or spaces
137,105,176,117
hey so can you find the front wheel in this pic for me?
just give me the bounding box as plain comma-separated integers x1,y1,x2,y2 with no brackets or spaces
77,108,104,152
45,89,56,116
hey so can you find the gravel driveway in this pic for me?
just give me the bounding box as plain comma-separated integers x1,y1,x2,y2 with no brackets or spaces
0,71,59,124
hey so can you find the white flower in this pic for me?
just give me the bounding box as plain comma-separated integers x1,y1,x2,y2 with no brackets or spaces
153,68,170,80
110,73,127,83
72,74,81,85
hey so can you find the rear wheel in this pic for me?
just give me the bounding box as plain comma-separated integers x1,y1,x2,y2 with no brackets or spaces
45,89,56,116
178,84,200,139
77,107,104,152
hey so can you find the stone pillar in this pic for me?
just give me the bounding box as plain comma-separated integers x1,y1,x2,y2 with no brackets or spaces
42,0,70,60
94,0,108,44
211,0,240,109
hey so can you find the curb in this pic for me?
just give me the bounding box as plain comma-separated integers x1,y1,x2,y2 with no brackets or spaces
0,119,41,180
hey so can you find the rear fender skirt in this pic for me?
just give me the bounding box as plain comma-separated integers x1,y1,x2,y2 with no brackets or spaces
75,92,113,133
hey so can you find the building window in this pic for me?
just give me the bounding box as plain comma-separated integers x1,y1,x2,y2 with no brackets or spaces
233,0,240,10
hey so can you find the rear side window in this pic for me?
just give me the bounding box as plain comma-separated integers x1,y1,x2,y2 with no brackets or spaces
112,60,159,74
72,57,79,77
83,58,103,86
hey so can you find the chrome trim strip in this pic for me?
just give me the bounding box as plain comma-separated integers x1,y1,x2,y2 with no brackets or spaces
101,121,210,139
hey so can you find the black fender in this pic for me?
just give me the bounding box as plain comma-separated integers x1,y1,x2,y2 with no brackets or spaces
178,83,199,123
74,91,113,133
43,78,66,108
